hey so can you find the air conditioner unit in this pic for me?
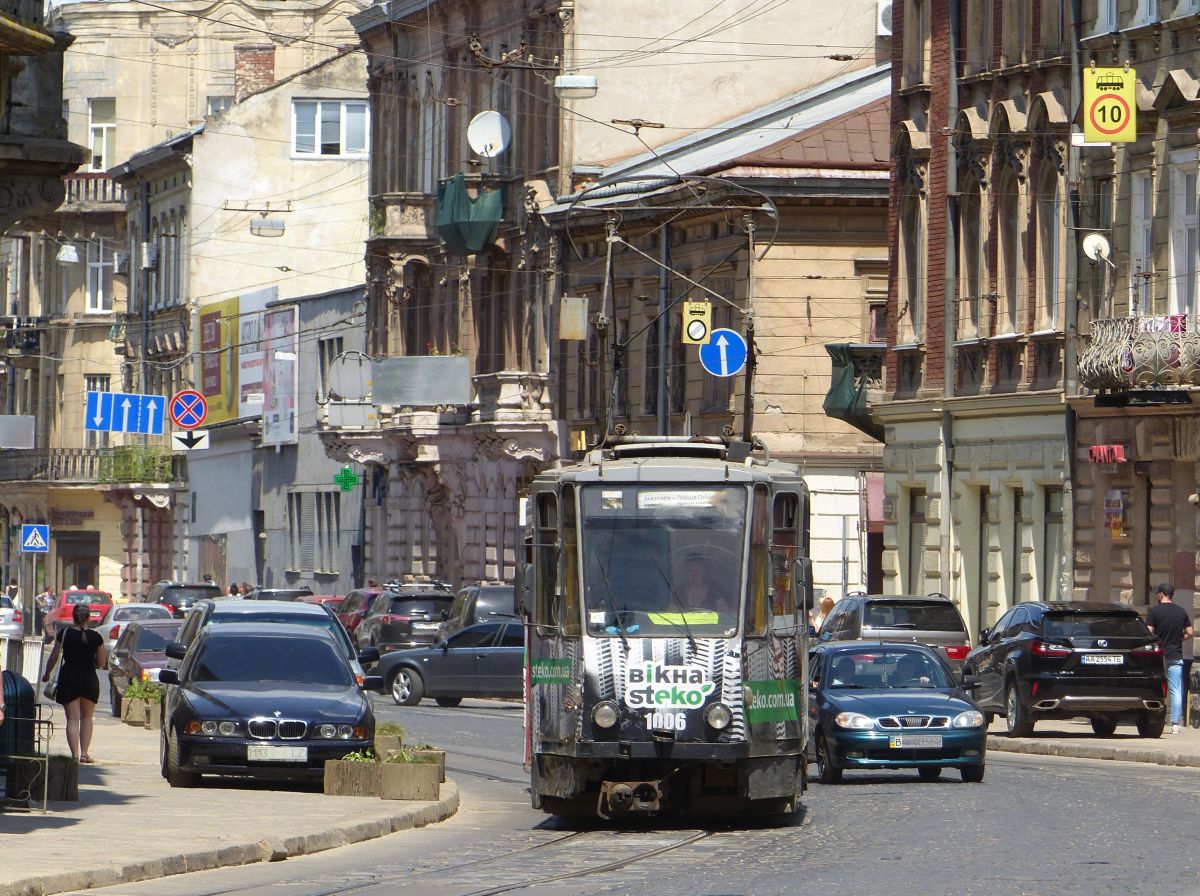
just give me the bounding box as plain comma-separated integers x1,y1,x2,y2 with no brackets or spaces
113,252,130,276
139,242,158,271
876,0,893,36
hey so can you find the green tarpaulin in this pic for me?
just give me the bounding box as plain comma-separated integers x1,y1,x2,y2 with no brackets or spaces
435,173,504,253
823,343,884,442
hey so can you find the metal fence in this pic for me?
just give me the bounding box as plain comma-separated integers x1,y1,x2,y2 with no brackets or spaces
0,447,185,484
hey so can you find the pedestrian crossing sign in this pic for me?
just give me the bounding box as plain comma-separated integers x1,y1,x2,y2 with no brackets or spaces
20,524,49,553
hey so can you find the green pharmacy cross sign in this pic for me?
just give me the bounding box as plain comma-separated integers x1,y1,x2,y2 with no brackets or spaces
334,466,361,492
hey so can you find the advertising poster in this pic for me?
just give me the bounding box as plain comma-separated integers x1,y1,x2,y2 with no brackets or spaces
237,287,275,419
262,305,298,446
199,295,239,424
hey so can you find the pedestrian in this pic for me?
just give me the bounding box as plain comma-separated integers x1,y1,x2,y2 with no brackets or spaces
241,582,252,597
809,595,835,635
41,603,106,763
35,584,53,636
1147,582,1193,735
5,577,19,612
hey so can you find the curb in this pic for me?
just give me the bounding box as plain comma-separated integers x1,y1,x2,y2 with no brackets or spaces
986,735,1200,769
0,782,460,896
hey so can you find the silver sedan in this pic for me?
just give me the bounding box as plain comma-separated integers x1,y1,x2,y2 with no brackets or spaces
99,602,174,656
0,595,21,639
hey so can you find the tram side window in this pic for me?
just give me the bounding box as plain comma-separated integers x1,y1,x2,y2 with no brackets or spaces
746,485,770,637
535,493,558,630
560,486,582,636
771,492,799,627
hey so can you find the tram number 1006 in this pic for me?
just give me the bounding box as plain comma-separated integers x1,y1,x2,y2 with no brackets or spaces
644,711,686,731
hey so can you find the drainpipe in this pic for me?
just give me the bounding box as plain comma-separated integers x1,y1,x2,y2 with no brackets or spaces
943,2,961,628
135,182,152,597
1063,0,1083,603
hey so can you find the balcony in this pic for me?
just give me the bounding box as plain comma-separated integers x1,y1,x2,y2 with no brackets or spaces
823,343,884,441
1079,315,1200,391
62,172,126,209
369,192,436,243
0,447,184,485
472,371,551,424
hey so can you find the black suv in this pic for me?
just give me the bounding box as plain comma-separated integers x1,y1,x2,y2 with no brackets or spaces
818,593,972,675
148,581,223,619
356,580,454,653
437,581,516,640
963,601,1167,738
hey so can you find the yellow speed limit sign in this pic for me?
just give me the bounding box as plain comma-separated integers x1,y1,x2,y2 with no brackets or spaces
1083,67,1136,143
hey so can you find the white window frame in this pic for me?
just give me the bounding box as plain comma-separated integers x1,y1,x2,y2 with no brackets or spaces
1169,150,1199,316
88,98,116,172
1130,171,1153,316
1174,0,1200,18
85,238,113,313
1093,0,1118,34
1133,0,1160,27
292,100,369,159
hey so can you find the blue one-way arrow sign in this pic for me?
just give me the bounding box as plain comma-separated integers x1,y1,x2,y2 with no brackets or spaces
698,328,748,378
85,391,165,436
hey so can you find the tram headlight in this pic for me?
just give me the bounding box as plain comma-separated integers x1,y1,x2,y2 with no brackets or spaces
592,701,619,729
834,712,874,730
704,702,733,730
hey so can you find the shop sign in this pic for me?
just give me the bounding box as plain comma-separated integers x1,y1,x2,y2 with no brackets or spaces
50,510,94,527
1089,444,1127,464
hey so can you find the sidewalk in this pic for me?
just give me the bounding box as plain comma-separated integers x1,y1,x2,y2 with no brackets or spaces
986,717,1200,768
0,711,459,896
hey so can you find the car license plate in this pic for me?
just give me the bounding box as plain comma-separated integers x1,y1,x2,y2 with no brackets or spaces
1082,654,1123,665
412,622,439,630
889,734,943,749
247,744,308,762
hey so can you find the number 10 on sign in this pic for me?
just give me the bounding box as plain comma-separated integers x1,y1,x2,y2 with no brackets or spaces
1083,67,1136,144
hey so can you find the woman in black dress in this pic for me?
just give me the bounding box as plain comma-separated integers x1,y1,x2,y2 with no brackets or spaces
42,603,106,763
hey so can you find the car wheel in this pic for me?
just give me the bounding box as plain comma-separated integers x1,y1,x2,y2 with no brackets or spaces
917,766,941,782
1090,716,1118,737
1137,713,1165,738
815,733,842,785
434,696,462,708
960,764,985,783
164,729,198,788
1005,681,1033,737
110,680,121,718
389,668,424,706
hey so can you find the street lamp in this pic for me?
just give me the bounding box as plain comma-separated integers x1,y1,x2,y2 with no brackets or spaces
554,74,598,99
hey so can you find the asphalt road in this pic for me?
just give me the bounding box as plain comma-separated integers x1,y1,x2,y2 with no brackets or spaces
71,689,1200,896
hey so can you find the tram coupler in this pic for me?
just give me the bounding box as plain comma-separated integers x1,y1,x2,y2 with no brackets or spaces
598,780,663,817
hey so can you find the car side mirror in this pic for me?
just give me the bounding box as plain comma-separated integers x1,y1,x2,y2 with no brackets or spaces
165,641,187,660
113,648,129,658
517,562,534,617
961,675,980,691
158,669,179,686
440,641,449,652
357,646,380,665
362,674,383,692
440,609,449,621
793,557,815,613
978,628,990,646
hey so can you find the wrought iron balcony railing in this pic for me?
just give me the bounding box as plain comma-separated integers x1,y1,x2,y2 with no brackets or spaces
0,447,184,484
1078,314,1200,391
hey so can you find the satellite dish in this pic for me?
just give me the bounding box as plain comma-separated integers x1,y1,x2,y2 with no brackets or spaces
467,110,511,158
1082,232,1112,262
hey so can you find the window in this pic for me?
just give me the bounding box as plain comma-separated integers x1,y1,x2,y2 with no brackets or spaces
85,374,110,449
86,238,114,313
906,489,926,594
1133,0,1160,27
1041,1,1067,56
668,312,685,414
1036,172,1062,329
959,177,984,338
534,492,558,629
206,96,233,117
1040,487,1063,601
1008,488,1026,607
293,101,368,157
1093,0,1118,34
1170,156,1199,315
902,0,928,86
1002,0,1027,65
869,303,888,342
613,318,629,417
899,186,924,342
289,491,341,573
643,316,660,415
1130,171,1153,316
318,336,343,399
965,0,992,73
996,170,1024,333
89,98,116,171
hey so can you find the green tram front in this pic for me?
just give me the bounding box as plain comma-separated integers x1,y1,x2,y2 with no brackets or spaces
524,439,813,818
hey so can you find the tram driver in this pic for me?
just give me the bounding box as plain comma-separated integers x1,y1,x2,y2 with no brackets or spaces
682,554,735,614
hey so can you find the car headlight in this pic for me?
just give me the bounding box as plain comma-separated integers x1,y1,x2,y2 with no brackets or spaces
191,720,241,736
217,721,239,736
704,702,733,730
592,701,619,729
317,723,363,739
953,710,985,728
317,724,338,738
834,711,875,730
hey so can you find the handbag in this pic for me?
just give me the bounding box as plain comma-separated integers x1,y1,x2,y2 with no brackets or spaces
43,635,63,701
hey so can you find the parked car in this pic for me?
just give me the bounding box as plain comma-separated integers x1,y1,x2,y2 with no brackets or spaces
148,581,223,618
963,601,1168,738
355,583,454,653
818,592,973,674
167,599,379,674
299,594,345,613
374,620,525,706
244,587,315,602
807,642,987,784
158,622,379,786
0,595,22,639
98,602,173,655
335,588,382,637
437,581,516,640
43,589,114,639
108,619,183,717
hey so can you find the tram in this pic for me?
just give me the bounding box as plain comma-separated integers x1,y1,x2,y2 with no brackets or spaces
521,435,813,818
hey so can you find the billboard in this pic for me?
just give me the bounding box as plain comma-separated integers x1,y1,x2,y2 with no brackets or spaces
262,305,298,446
198,287,276,425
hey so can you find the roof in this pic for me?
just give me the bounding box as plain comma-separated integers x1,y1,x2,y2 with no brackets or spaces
208,601,328,617
732,96,890,168
1024,601,1140,613
109,122,204,179
200,621,339,639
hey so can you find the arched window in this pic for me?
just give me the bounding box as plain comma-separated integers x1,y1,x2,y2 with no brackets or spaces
959,176,985,339
898,184,925,343
1036,168,1063,329
995,168,1025,334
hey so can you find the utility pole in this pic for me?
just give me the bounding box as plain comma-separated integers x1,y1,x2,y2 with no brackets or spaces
741,215,756,443
595,215,615,443
657,223,669,436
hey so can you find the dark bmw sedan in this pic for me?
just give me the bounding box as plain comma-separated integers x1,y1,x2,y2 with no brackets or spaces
807,643,987,784
374,620,524,706
963,601,1167,738
158,623,379,786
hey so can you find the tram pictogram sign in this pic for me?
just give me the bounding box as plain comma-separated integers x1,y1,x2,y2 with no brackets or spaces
1083,67,1137,144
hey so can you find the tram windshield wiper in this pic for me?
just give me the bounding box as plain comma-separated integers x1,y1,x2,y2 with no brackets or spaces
648,554,697,652
595,561,630,651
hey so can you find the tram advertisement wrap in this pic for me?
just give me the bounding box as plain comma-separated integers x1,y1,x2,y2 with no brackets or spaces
531,657,572,685
745,679,801,723
624,663,715,709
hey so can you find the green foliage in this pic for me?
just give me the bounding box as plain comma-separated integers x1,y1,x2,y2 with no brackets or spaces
376,721,405,738
122,678,163,702
99,447,175,484
380,747,439,764
338,749,377,763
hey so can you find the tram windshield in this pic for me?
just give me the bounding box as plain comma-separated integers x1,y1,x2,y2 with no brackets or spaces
579,485,746,637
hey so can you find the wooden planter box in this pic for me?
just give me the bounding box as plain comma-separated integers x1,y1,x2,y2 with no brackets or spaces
323,760,380,797
6,755,78,803
379,761,441,800
410,749,446,783
121,697,159,728
374,734,403,757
